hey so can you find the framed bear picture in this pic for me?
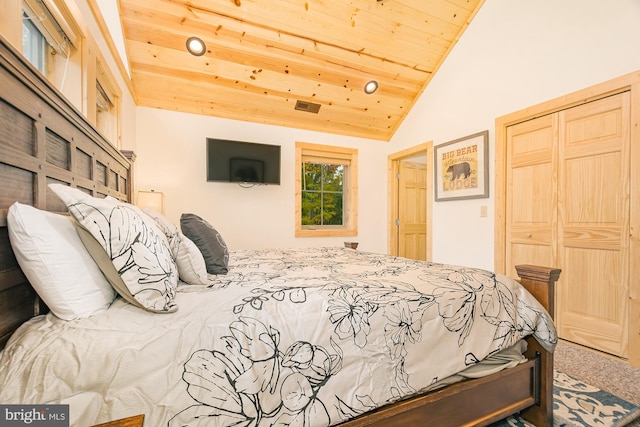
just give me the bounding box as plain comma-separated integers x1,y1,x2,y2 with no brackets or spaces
434,130,489,201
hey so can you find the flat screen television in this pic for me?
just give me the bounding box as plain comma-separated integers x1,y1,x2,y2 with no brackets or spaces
206,138,281,185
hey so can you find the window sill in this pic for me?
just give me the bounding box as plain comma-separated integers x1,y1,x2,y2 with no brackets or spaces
295,227,357,238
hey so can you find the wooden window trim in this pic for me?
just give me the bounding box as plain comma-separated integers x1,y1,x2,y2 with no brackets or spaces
295,142,358,237
23,0,70,55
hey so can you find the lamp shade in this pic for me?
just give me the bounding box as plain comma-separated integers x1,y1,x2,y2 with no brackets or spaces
137,190,165,214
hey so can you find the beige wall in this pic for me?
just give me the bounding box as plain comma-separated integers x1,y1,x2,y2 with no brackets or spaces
390,0,640,269
134,108,389,251
135,0,640,263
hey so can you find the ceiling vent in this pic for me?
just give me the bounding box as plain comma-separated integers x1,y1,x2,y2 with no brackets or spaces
295,100,321,114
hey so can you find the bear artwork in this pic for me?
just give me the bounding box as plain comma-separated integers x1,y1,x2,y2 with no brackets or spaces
446,162,471,180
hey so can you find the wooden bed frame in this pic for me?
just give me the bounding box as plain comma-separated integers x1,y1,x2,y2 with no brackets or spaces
0,35,561,427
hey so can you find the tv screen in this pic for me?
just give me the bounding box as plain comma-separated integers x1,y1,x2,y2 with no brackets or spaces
206,138,281,185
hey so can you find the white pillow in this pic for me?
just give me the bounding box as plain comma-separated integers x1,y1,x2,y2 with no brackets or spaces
142,208,209,286
48,184,179,313
7,202,116,320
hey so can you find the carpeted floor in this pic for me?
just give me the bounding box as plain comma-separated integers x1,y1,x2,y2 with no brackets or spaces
554,339,640,426
555,340,640,405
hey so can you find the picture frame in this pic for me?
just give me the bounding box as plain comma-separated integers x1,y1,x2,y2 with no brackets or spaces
434,130,489,201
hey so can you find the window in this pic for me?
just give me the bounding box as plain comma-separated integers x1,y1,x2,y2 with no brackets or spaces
96,79,113,136
13,0,122,148
295,142,358,237
21,0,80,99
301,163,344,226
95,59,120,146
22,11,48,73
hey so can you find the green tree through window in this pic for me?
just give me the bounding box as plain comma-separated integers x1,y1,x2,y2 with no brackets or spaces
301,163,344,225
295,141,357,237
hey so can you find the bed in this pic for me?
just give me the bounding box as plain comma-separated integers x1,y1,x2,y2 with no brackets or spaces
0,34,561,427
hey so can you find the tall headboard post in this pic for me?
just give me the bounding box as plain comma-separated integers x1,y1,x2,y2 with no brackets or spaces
121,149,137,204
0,34,133,349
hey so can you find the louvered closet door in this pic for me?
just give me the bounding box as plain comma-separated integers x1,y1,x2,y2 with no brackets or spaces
505,114,559,280
557,93,631,357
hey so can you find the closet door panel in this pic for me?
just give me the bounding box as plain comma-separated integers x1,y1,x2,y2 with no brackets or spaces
558,92,630,357
506,115,558,280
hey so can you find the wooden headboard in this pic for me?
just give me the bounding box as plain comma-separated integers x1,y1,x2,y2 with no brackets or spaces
0,35,133,349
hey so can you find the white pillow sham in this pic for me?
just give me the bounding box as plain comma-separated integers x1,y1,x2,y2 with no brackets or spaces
142,208,209,286
7,202,116,320
49,184,179,313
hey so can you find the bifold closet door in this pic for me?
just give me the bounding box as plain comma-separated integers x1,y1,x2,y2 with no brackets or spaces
505,114,558,281
557,92,631,358
506,92,631,358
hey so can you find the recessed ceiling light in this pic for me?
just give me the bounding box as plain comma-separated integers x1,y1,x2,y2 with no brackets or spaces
364,80,378,94
186,37,206,56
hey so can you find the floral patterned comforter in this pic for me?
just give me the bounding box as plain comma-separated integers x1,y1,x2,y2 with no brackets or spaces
0,247,556,426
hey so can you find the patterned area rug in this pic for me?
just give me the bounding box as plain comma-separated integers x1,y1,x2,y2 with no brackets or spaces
491,371,640,427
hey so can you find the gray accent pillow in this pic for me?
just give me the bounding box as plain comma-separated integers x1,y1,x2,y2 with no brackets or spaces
180,213,229,274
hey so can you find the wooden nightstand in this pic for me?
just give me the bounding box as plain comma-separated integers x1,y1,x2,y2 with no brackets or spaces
90,414,144,427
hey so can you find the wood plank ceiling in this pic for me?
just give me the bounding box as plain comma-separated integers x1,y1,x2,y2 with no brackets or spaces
117,0,484,141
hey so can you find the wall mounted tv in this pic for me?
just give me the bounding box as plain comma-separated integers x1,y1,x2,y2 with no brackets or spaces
206,138,281,185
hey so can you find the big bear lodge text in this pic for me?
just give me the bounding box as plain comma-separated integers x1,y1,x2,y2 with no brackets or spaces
441,144,477,159
441,144,478,191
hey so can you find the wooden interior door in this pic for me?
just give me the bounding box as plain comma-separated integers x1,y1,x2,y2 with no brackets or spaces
398,160,427,260
505,114,559,281
557,93,631,357
506,93,631,357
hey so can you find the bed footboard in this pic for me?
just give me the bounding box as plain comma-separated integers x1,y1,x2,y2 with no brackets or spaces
516,265,561,427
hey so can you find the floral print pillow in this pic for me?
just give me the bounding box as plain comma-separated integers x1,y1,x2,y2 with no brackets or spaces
49,184,178,313
142,208,209,286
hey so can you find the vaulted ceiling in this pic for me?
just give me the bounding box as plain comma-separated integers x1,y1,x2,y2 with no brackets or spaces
117,0,484,141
